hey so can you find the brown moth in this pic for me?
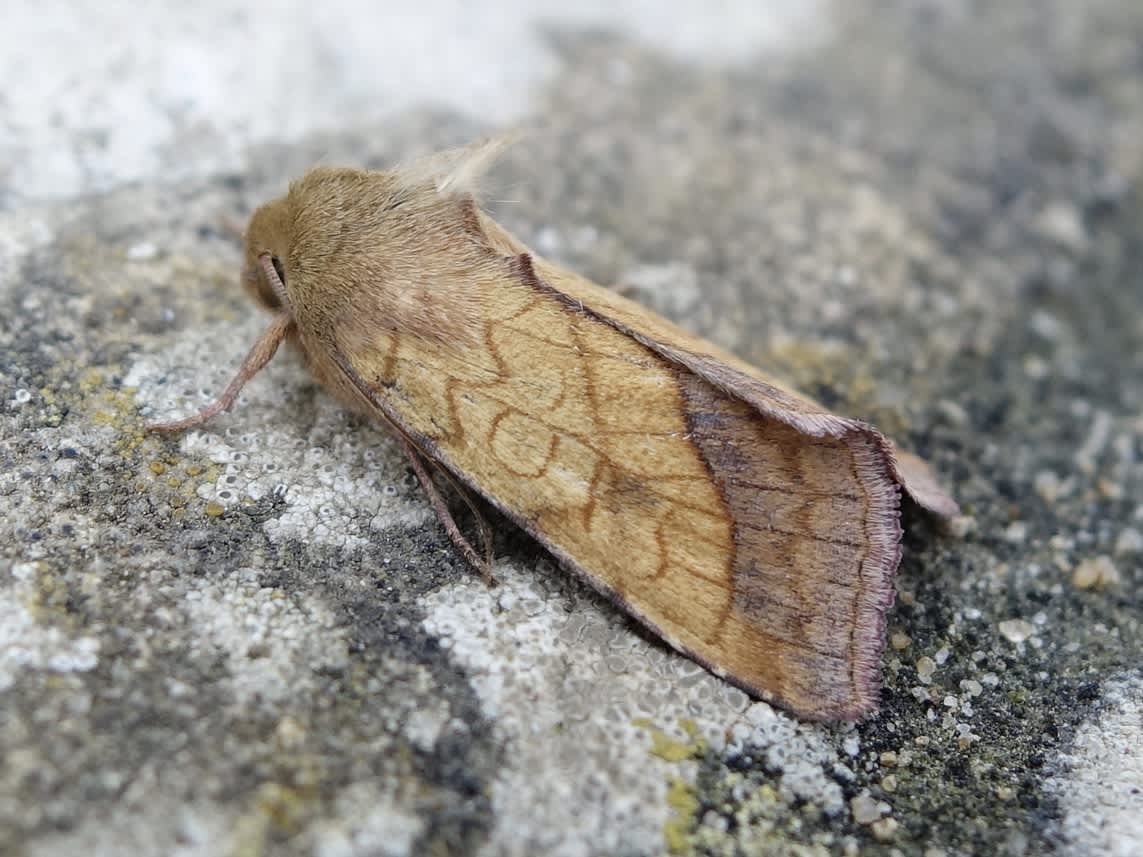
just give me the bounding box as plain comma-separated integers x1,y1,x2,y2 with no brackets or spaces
149,141,958,720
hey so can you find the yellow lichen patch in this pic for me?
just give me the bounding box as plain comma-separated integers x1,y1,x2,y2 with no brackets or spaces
25,563,81,633
230,781,318,857
634,718,706,763
631,719,708,854
651,732,695,763
35,362,144,451
256,782,313,833
78,377,149,455
79,368,105,392
664,776,700,855
182,462,221,494
140,456,223,509
762,337,847,388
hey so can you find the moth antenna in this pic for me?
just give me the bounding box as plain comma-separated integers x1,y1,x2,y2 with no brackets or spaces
259,252,291,309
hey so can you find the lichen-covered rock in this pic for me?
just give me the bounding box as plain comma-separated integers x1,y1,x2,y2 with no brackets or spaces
2,2,1141,856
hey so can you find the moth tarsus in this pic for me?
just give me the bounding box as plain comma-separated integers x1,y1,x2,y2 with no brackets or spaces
148,140,957,720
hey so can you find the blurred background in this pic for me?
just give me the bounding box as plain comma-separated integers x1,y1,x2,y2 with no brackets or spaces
1,0,820,200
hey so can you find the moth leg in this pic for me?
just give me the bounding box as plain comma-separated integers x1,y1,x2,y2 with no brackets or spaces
396,433,497,585
435,463,496,578
147,311,294,433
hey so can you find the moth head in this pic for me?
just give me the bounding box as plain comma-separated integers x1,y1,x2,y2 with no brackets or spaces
241,199,293,311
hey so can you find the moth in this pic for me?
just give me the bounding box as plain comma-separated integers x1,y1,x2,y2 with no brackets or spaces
149,141,957,720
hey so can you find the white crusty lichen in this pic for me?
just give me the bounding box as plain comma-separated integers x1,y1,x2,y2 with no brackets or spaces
127,326,432,553
423,560,846,856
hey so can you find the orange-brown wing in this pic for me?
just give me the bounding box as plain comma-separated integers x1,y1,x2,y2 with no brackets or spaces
321,234,930,720
474,210,958,518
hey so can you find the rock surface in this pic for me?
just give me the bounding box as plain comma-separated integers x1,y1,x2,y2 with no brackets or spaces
2,2,1141,856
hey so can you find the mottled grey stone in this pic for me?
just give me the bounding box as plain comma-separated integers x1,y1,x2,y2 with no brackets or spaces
2,2,1141,856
